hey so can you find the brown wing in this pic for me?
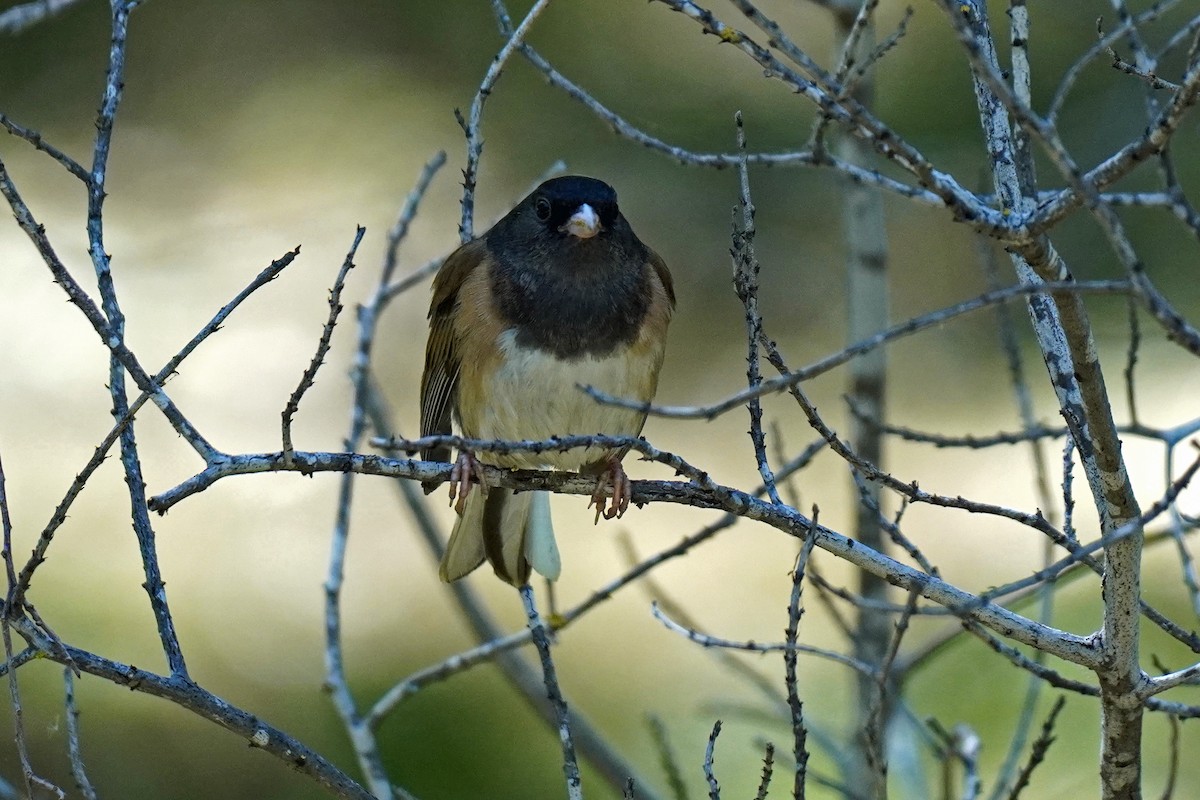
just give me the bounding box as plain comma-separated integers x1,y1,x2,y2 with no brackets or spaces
646,248,676,310
419,239,489,465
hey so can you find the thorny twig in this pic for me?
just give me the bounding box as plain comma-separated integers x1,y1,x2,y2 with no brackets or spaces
281,226,364,464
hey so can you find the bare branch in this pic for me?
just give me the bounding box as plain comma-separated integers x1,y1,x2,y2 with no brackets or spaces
730,112,780,504
647,716,690,800
85,0,190,678
382,151,447,286
458,0,553,242
0,453,62,798
1048,0,1183,122
148,440,1124,668
650,601,873,676
703,720,721,800
1005,696,1066,800
12,244,301,610
754,742,774,800
0,0,87,35
281,226,364,463
649,0,1005,235
520,584,583,800
14,618,375,800
1106,46,1181,91
585,279,1131,420
322,156,447,800
784,509,817,799
63,669,97,800
0,112,89,181
0,157,220,462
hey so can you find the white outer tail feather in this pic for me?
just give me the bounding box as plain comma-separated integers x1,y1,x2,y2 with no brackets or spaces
439,488,561,584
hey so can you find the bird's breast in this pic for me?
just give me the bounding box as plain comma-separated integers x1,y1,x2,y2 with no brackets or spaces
457,329,661,471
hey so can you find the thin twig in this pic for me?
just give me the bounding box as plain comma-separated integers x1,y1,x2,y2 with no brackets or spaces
619,532,787,714
785,507,818,799
652,0,1012,234
63,669,97,800
848,467,937,576
1106,45,1181,91
0,0,87,35
754,742,774,800
362,387,663,798
0,453,62,798
14,617,375,799
703,720,721,800
647,716,690,800
651,602,876,677
382,152,446,286
1163,444,1200,620
490,1,948,211
1005,696,1066,800
731,112,780,504
0,112,90,181
584,279,1132,420
323,156,445,800
520,584,583,800
458,0,554,242
282,226,364,463
13,245,302,609
1160,713,1180,800
862,586,919,796
1047,0,1181,121
364,440,826,727
87,0,189,680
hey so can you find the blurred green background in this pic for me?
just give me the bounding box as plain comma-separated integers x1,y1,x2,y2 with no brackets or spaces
1,0,1199,797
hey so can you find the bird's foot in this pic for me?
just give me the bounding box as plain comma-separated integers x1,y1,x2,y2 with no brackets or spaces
589,459,631,523
448,451,487,514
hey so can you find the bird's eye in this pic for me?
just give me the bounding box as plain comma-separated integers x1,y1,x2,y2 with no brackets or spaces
534,196,552,222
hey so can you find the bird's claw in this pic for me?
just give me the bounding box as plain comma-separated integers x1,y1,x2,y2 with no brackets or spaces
589,460,631,523
448,451,487,514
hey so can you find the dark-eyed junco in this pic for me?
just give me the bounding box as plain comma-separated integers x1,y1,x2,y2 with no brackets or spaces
419,175,675,586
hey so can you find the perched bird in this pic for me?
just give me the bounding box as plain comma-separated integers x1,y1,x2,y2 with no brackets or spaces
419,175,674,586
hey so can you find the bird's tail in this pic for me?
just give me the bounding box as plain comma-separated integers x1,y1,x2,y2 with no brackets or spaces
439,489,561,585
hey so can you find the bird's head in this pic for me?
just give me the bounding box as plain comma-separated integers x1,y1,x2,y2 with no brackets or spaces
525,175,619,241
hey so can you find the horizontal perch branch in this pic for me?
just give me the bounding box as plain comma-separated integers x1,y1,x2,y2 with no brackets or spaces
147,445,1101,669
